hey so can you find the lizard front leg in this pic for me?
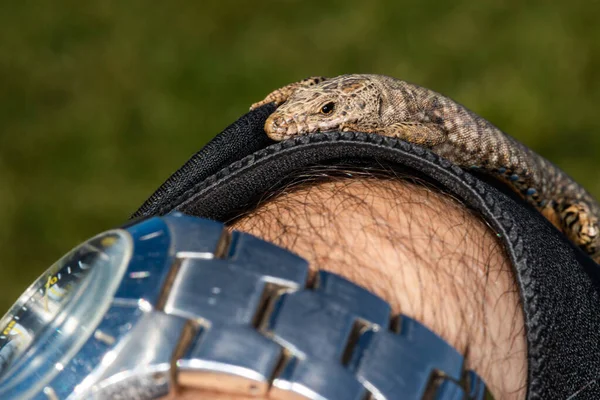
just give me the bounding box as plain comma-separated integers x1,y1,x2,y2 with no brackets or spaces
250,76,328,110
341,121,448,147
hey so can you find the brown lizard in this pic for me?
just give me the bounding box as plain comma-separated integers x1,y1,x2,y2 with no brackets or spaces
250,74,600,263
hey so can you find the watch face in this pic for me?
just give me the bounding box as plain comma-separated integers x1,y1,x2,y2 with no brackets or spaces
0,230,132,382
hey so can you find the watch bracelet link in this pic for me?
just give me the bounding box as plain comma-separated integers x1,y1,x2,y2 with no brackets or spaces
95,214,493,400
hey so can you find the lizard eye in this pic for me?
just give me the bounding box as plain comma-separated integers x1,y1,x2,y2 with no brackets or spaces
320,102,335,115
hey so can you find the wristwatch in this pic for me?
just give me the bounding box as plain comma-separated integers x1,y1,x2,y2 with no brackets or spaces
0,213,491,400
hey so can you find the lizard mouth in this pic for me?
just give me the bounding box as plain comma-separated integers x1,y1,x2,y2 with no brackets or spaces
264,113,317,140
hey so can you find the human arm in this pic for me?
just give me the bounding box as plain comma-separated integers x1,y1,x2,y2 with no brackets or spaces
167,166,527,399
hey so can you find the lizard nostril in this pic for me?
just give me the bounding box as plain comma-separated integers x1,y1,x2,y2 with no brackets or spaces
267,114,284,127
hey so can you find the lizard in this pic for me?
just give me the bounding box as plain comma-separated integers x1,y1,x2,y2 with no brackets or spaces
250,74,600,263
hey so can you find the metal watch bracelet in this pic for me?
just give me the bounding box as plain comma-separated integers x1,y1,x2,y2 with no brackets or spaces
73,213,492,400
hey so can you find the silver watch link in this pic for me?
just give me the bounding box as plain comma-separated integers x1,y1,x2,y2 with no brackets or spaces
0,213,491,400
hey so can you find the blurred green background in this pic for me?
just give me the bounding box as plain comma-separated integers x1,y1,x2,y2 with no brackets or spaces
0,1,599,310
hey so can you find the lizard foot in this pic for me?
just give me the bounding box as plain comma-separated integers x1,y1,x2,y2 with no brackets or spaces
560,202,599,262
250,76,328,110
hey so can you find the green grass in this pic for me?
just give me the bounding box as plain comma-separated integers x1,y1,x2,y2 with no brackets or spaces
0,0,599,310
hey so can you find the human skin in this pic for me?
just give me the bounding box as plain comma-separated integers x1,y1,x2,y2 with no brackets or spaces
164,171,527,399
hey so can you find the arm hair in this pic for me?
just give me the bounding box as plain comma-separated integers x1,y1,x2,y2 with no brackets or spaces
229,165,527,399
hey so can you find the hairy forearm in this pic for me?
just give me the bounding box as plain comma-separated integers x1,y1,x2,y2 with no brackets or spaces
167,168,527,399
231,170,527,399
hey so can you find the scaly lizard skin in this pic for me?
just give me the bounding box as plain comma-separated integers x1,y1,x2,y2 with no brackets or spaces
250,74,600,263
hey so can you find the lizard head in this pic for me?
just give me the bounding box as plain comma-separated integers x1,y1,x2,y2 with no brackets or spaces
264,76,383,140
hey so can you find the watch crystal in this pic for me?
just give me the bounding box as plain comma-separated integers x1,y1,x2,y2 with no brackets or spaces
0,230,131,381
